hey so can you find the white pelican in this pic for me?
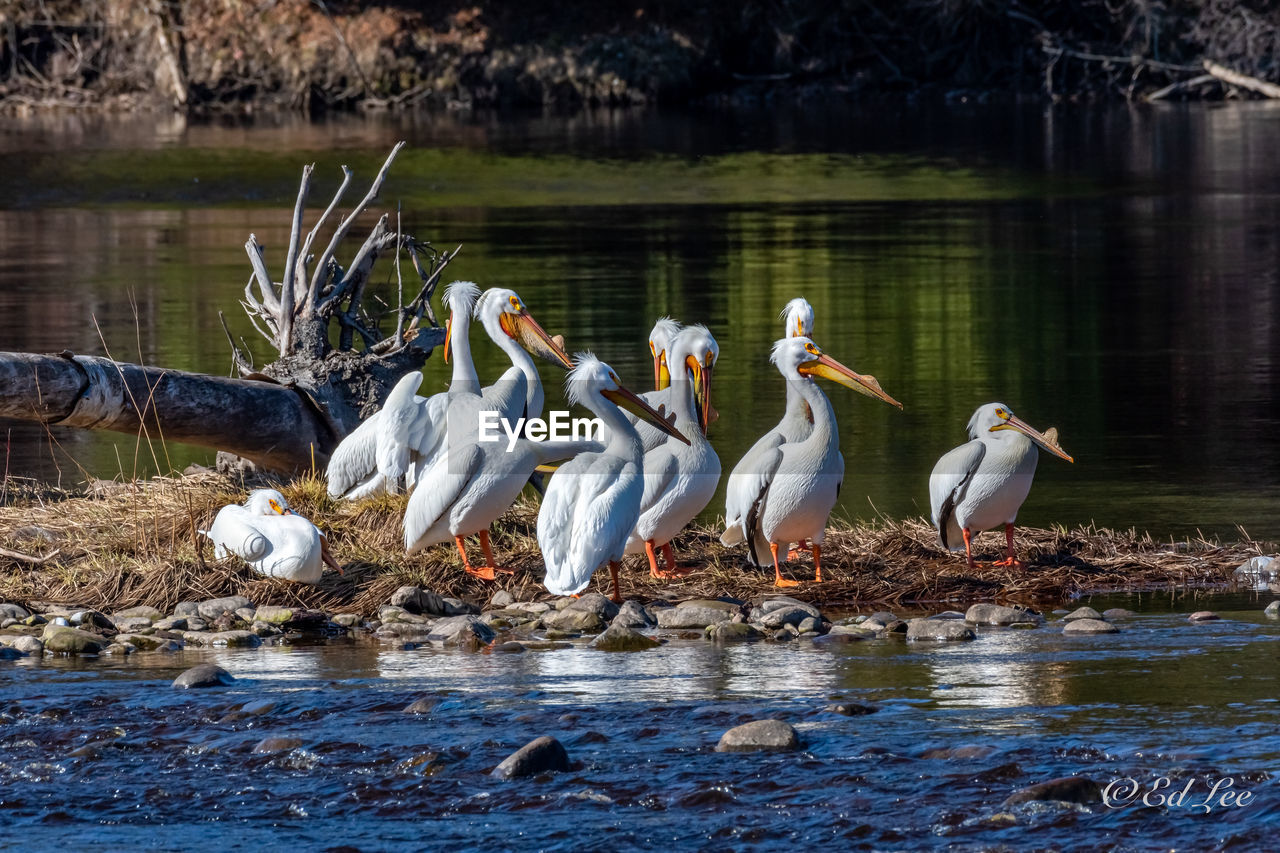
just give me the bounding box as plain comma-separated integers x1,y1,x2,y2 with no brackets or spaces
929,403,1073,568
720,337,901,586
200,489,342,584
648,316,682,390
721,297,817,556
538,354,689,602
624,325,720,578
326,282,570,499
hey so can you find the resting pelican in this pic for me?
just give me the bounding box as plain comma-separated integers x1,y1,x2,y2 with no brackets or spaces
648,316,682,390
624,325,720,578
721,297,817,554
200,489,342,584
327,282,570,499
538,354,689,602
929,403,1074,568
720,337,901,586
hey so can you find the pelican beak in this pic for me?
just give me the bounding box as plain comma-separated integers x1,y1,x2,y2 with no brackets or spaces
268,498,290,516
798,352,903,410
502,310,574,370
653,351,670,391
319,534,344,575
443,316,452,365
602,384,690,445
687,354,714,436
992,415,1074,462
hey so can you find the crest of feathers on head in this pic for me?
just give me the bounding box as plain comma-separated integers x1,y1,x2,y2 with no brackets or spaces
780,297,815,337
565,351,615,407
442,280,481,315
649,317,682,346
770,335,814,367
473,286,518,319
679,323,719,362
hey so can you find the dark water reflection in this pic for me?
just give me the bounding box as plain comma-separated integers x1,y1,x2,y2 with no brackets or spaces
1,594,1276,850
1,104,1278,540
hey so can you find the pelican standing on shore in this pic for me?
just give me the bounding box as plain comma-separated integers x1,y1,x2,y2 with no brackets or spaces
721,297,816,553
201,489,343,584
720,337,902,586
538,354,689,602
929,403,1074,569
625,325,721,578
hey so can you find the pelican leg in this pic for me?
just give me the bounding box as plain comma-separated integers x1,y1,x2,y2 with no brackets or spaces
813,544,823,583
608,561,623,604
771,542,799,588
661,542,693,577
645,540,689,579
962,528,976,570
478,529,516,575
786,539,810,561
992,524,1025,569
456,536,496,581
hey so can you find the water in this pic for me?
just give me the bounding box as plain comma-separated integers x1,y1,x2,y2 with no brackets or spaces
2,594,1277,850
1,104,1279,543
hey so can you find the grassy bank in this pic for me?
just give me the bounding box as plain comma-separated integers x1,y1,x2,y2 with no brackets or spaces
0,473,1264,615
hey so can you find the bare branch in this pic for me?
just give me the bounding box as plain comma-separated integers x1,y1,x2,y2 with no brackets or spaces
298,164,353,316
278,163,315,355
1147,74,1216,101
393,205,405,350
405,243,460,329
307,141,406,299
218,311,255,376
244,235,281,317
1203,59,1280,98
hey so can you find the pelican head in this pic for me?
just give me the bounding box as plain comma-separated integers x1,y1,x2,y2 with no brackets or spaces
246,488,293,516
670,324,719,435
771,336,902,409
567,352,689,445
648,317,682,391
969,403,1073,462
780,297,815,339
441,280,482,364
474,287,573,369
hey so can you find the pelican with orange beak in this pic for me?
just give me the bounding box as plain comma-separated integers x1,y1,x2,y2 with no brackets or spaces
721,336,902,587
929,403,1074,569
538,354,691,602
200,489,343,584
648,317,682,391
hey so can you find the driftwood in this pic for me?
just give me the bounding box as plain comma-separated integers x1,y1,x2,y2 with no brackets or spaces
1203,59,1280,99
1,145,451,476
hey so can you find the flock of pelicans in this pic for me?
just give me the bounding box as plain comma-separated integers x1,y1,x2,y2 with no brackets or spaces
203,282,1074,601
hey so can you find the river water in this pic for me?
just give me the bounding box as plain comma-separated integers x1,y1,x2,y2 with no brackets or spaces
1,593,1277,850
1,104,1279,541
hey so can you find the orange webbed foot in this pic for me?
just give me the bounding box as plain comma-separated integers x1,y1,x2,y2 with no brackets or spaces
465,565,497,581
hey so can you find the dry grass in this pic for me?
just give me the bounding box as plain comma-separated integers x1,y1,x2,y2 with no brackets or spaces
0,474,1267,616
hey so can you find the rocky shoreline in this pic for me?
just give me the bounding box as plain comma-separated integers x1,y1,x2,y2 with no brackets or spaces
4,582,1277,663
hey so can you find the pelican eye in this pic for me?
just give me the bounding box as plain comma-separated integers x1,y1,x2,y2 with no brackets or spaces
269,499,283,514
804,342,820,356
508,295,523,312
704,352,714,366
996,408,1008,418
609,370,620,384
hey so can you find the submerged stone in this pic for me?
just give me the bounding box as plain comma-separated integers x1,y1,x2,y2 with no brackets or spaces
708,621,761,642
253,736,304,754
426,615,496,649
172,663,235,689
491,736,571,779
1003,775,1102,807
965,603,1042,626
906,619,976,642
1188,611,1220,622
1102,608,1135,620
1062,618,1119,635
41,624,108,655
715,719,801,753
1062,606,1102,621
1265,601,1280,618
589,624,660,652
656,606,732,630
611,600,655,629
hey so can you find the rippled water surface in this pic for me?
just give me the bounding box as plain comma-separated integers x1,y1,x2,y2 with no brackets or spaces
1,104,1279,540
2,593,1277,850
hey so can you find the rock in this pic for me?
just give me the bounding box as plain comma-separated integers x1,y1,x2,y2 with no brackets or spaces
390,586,447,615
197,596,253,621
22,613,47,626
1063,618,1119,635
611,599,655,628
113,617,155,633
210,630,262,648
511,601,552,615
116,633,175,651
906,619,976,642
489,590,515,609
253,736,303,754
0,603,31,621
1063,606,1102,621
332,613,361,628
404,697,438,714
1265,601,1280,618
824,703,878,716
375,622,436,639
0,647,24,660
172,663,235,689
41,624,107,654
7,636,43,656
760,606,816,630
965,603,1043,626
542,608,607,633
715,719,801,753
1234,555,1277,587
1188,610,1220,622
494,642,526,653
928,610,967,620
567,592,621,621
796,616,824,635
491,736,571,779
656,605,733,630
589,624,660,652
113,605,162,622
70,610,115,631
1003,776,1102,807
707,621,762,642
252,605,293,624
757,596,820,618
102,642,134,656
1102,608,1135,620
920,745,995,760
426,615,496,649
153,616,188,631
865,610,898,627
827,624,875,638
174,602,200,618
185,618,209,632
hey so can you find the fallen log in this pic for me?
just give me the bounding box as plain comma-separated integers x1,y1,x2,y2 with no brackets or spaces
0,351,339,472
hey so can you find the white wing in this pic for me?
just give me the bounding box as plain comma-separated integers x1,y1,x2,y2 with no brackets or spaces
625,446,680,551
202,505,270,562
538,456,637,595
481,367,530,423
721,428,786,546
375,373,428,489
326,412,382,498
929,439,986,551
404,443,484,555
